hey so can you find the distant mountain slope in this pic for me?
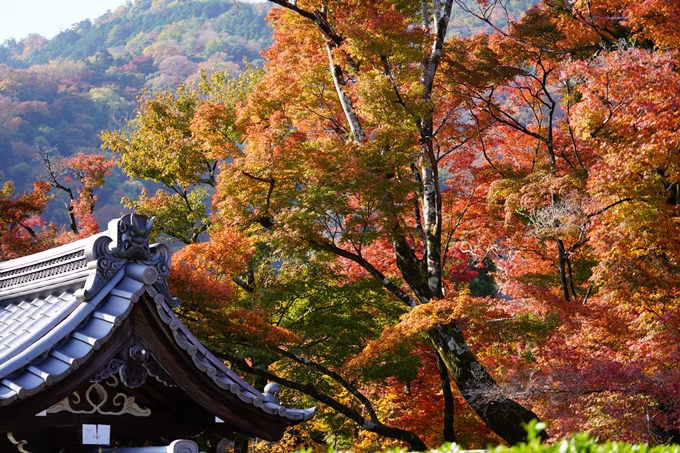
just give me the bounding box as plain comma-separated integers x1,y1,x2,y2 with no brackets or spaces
0,0,274,226
449,0,540,37
1,0,273,88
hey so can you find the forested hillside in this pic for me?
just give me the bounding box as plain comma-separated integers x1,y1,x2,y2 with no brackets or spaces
0,0,275,226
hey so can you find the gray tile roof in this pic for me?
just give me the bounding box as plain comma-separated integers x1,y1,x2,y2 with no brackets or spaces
0,214,315,424
0,256,143,404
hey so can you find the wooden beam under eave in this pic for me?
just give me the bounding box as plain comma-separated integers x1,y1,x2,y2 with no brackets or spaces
2,411,235,443
133,296,293,441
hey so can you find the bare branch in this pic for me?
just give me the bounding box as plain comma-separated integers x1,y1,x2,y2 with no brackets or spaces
35,144,78,234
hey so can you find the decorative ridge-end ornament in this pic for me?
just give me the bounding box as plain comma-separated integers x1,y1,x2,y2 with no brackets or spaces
77,213,180,307
76,235,125,301
109,213,155,261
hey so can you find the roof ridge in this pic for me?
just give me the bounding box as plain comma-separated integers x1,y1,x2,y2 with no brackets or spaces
152,289,316,423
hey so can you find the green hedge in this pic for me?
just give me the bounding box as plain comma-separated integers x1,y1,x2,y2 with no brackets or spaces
488,422,678,453
301,422,680,453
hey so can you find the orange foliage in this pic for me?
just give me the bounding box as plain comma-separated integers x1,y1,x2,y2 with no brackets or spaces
169,224,299,348
0,181,55,260
624,0,680,50
361,345,501,449
169,225,252,308
66,153,115,238
190,102,240,159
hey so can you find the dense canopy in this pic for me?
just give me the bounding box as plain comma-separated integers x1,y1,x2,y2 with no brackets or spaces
3,0,680,451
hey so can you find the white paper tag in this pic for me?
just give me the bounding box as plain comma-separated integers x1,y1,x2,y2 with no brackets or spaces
82,424,111,445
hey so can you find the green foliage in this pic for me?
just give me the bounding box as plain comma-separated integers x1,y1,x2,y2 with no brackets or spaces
122,186,210,244
213,6,272,41
201,252,416,381
491,313,560,346
298,422,680,453
469,258,498,298
488,422,680,453
516,272,561,289
102,67,261,242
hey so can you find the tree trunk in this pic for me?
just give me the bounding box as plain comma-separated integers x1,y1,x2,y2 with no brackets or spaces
435,350,456,443
233,434,249,453
557,239,570,301
314,238,544,445
429,322,545,445
260,1,543,446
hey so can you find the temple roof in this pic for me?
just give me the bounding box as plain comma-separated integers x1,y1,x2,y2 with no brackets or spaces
0,214,314,444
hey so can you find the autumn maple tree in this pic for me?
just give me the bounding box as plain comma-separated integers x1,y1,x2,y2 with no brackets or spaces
210,0,542,446
36,145,115,238
443,0,680,442
0,145,114,260
101,68,261,245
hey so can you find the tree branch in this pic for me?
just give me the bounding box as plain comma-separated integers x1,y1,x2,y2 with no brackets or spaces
276,348,379,422
586,197,633,218
214,350,428,450
308,235,419,308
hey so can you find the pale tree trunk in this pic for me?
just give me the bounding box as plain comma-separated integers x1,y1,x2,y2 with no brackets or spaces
326,41,365,144
417,1,544,442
